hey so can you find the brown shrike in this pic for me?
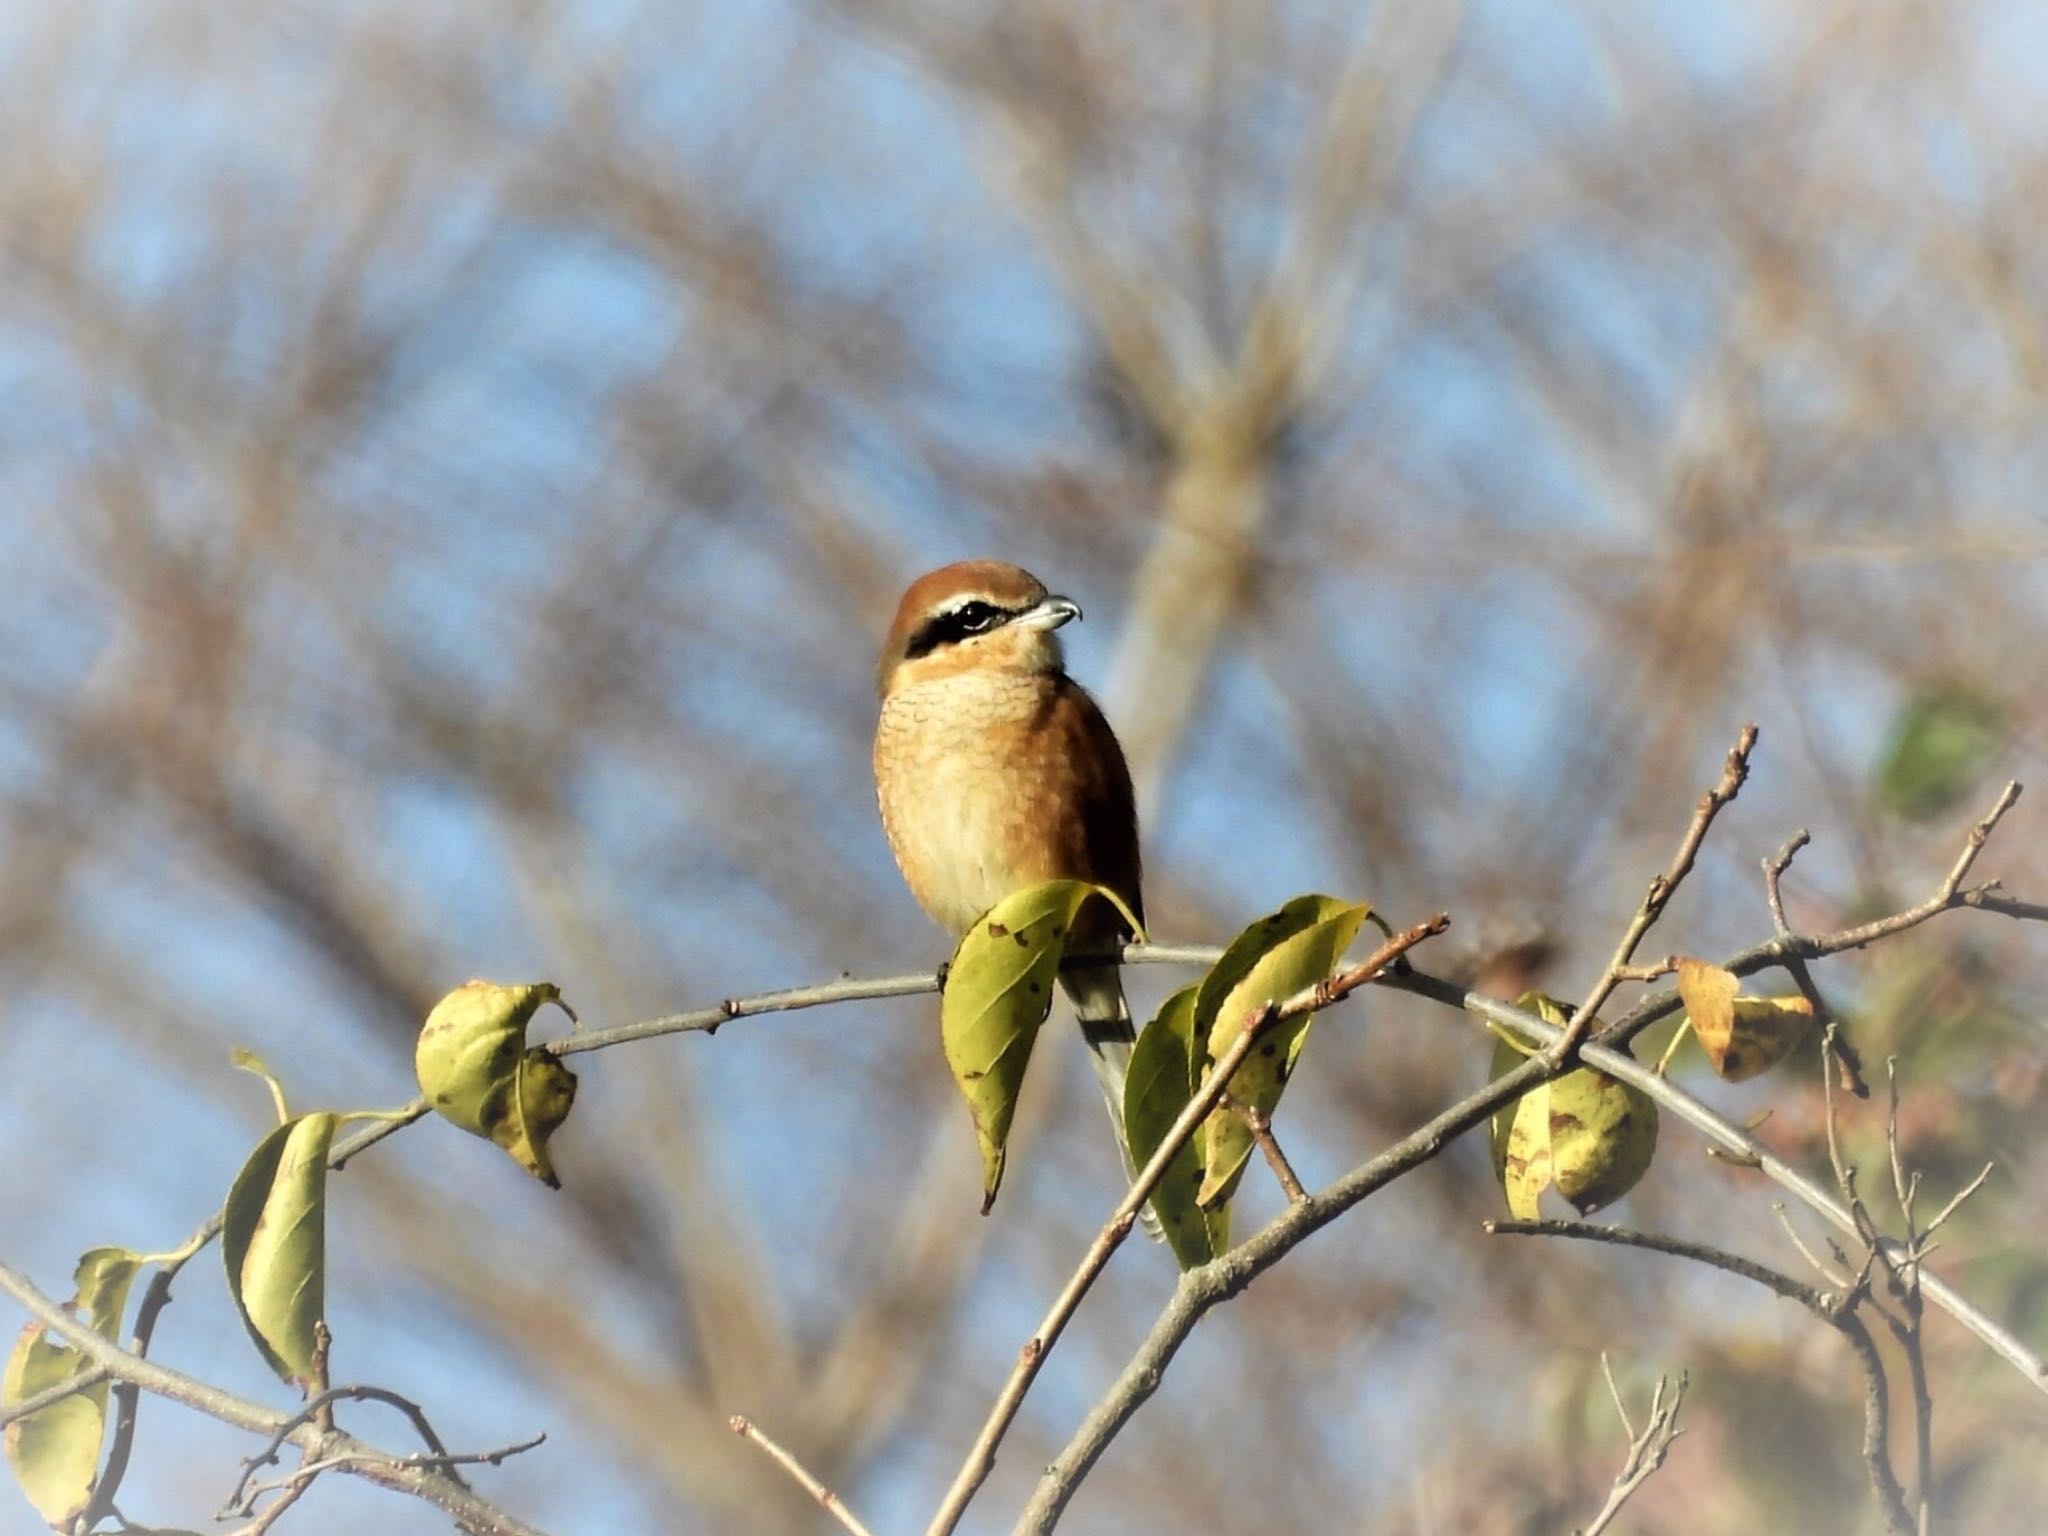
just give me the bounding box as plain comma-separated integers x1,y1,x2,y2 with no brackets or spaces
874,559,1145,1175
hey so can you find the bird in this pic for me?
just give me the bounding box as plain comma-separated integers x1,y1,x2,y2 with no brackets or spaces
874,559,1148,1196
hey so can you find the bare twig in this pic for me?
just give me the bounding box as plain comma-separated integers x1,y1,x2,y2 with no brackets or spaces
1392,970,2048,1394
229,1382,479,1513
1599,1352,1636,1440
0,1261,554,1536
1763,832,1867,1094
1578,1367,1688,1536
1488,1222,1912,1536
1549,724,1758,1065
730,1416,876,1536
1774,1202,1853,1288
929,915,1451,1536
1922,1163,1994,1244
0,1363,111,1428
1762,829,1809,934
258,1434,547,1483
1223,1092,1309,1203
227,1455,318,1536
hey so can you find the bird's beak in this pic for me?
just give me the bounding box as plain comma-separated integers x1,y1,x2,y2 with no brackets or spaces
1016,595,1082,632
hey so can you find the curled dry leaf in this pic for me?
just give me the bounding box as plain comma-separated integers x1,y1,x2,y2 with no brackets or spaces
1676,958,1815,1081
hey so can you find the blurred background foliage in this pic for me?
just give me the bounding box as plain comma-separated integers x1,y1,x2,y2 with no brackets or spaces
3,0,2047,1531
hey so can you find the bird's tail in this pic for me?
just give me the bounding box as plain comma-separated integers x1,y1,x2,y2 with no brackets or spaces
1062,967,1165,1241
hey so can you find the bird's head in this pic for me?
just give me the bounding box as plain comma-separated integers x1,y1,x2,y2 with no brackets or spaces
876,560,1082,697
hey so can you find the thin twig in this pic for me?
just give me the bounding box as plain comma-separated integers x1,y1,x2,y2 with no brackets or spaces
227,1455,318,1536
1762,830,1809,934
928,915,1451,1536
1488,1222,1912,1536
1774,1203,1853,1288
255,1434,547,1484
730,1416,875,1536
229,1383,478,1512
1599,1352,1635,1441
1222,1092,1309,1203
1920,1163,1994,1244
0,1363,111,1428
1550,724,1758,1065
1764,829,1869,1094
1578,1367,1688,1536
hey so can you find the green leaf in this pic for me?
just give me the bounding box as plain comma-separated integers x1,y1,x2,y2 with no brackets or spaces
940,879,1136,1213
1125,985,1230,1270
2,1248,143,1529
1877,687,2005,822
222,1114,336,1387
414,980,578,1188
1490,993,1658,1216
1192,895,1370,1209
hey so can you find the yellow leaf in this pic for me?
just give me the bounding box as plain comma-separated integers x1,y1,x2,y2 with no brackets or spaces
1547,1067,1659,1215
415,980,578,1187
1491,994,1658,1216
1192,896,1369,1209
1677,958,1814,1081
2,1248,142,1529
941,880,1135,1213
222,1114,336,1387
1124,986,1230,1270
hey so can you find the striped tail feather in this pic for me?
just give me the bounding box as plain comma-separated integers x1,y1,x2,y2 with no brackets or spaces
1061,966,1165,1241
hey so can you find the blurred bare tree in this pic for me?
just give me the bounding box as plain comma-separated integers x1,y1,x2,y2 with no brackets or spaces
3,0,2046,1531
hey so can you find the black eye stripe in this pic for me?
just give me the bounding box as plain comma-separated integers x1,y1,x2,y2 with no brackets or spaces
905,598,1013,658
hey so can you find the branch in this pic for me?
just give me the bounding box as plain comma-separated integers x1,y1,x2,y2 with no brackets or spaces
1550,723,1757,1064
228,1383,496,1512
0,1364,110,1428
1391,969,2048,1394
1015,1034,1564,1534
1224,1092,1309,1204
1761,831,1867,1096
1022,845,2048,1532
928,915,1452,1536
0,1261,554,1536
730,1416,875,1536
1488,1222,1913,1536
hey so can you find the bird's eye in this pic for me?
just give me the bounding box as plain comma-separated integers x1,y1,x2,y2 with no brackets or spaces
951,601,1001,633
903,597,1011,659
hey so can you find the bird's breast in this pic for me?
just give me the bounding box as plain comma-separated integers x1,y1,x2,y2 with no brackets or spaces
875,672,1062,934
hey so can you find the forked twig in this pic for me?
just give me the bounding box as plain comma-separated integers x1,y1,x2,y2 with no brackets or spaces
925,914,1451,1536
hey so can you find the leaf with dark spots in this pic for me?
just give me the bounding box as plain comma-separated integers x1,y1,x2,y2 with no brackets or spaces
942,880,1142,1212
